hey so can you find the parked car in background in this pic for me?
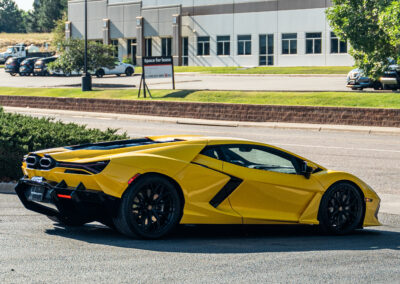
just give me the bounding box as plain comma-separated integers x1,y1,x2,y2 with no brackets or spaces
33,56,58,76
0,44,53,64
380,65,400,91
346,68,382,90
95,61,134,78
4,57,26,76
19,57,39,76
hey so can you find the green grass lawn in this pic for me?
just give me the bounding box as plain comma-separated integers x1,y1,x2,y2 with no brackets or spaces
133,66,352,75
0,87,399,109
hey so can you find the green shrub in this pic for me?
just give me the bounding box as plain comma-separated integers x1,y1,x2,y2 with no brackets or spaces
0,107,128,181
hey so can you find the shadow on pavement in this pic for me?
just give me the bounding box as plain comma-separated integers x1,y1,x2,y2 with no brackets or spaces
45,224,400,254
162,90,196,98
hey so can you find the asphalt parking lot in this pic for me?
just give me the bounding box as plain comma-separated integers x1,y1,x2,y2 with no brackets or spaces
1,194,399,283
0,69,349,91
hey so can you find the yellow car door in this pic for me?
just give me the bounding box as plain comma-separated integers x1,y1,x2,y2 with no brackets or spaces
217,144,324,224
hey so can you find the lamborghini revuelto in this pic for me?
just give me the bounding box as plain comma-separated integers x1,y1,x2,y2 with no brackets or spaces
15,136,381,239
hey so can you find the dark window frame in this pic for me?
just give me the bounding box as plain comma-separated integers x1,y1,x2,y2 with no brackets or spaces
217,35,230,56
197,36,210,56
281,33,297,55
305,32,322,54
237,35,252,55
330,32,347,54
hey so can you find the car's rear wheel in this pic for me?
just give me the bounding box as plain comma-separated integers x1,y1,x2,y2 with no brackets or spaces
9,72,16,76
125,67,134,76
319,182,364,235
113,175,182,239
47,215,88,227
96,69,105,78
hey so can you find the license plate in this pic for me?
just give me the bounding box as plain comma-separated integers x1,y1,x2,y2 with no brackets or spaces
28,186,46,202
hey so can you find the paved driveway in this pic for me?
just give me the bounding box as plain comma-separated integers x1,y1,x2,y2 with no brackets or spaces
0,69,349,91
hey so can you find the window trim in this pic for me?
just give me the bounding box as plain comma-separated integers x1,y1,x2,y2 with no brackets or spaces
281,33,297,55
197,36,210,56
305,32,322,55
217,35,231,56
330,32,347,54
237,34,252,56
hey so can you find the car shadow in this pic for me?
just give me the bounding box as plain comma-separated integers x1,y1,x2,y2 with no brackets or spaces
45,224,400,254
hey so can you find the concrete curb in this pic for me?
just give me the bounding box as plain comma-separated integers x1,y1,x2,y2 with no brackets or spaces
4,106,400,135
174,72,347,78
0,182,15,194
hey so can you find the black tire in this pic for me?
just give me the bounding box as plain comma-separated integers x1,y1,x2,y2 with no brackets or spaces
47,215,88,227
9,72,16,76
113,175,182,239
319,182,364,235
96,69,105,78
125,67,134,76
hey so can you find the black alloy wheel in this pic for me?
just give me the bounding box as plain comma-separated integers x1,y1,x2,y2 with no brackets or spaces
125,67,134,76
96,69,105,78
319,182,364,235
113,175,182,239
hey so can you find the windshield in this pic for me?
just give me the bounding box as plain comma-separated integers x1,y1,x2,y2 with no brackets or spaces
6,47,13,53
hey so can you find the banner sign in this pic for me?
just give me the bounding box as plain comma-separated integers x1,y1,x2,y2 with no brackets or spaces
143,56,173,79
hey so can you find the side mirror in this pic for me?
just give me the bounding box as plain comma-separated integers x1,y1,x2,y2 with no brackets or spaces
301,161,313,179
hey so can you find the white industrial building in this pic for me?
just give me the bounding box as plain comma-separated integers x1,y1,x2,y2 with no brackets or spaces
67,0,353,67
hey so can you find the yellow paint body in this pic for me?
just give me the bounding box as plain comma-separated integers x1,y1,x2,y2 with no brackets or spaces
22,136,381,227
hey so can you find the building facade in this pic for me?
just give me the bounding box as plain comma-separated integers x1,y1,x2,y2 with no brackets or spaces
67,0,353,67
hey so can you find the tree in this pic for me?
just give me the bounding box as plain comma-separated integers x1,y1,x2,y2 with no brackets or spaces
52,13,67,51
0,0,26,33
48,39,116,75
326,0,397,79
29,0,67,32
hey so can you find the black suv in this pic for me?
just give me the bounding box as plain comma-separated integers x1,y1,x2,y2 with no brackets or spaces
19,57,39,76
33,56,57,76
5,57,26,76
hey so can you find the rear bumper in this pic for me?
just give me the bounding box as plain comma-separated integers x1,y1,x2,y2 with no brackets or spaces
15,178,119,221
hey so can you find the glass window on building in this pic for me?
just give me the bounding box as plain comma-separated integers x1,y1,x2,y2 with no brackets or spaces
330,32,347,54
306,32,322,54
282,33,297,55
259,34,274,66
145,38,152,57
162,38,172,57
127,39,137,65
111,39,119,58
182,37,189,66
238,35,251,55
197,36,210,56
217,35,230,56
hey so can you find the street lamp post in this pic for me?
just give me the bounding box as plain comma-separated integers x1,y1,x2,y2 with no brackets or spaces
81,0,92,91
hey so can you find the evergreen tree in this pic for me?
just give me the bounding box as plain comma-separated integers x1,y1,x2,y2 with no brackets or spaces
31,0,68,32
0,0,26,33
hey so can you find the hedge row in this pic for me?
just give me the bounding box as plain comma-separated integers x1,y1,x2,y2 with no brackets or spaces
0,107,128,181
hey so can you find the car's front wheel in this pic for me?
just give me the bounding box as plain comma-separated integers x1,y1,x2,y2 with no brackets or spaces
113,175,182,239
319,182,364,235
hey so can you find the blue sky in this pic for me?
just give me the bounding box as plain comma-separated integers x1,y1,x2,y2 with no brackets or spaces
15,0,34,11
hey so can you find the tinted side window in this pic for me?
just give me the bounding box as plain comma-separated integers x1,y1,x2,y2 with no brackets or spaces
220,145,298,174
200,146,221,160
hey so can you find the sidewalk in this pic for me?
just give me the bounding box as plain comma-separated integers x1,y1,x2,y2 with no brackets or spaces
4,106,400,135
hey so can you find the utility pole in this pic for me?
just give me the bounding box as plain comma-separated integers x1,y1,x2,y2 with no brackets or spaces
81,0,92,91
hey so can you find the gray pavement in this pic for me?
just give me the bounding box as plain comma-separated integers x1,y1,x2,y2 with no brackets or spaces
1,193,400,283
0,68,349,91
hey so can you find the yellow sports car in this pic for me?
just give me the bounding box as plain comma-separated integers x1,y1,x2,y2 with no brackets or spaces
15,135,381,239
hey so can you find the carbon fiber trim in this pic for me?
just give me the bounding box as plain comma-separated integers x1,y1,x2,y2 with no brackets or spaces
191,162,243,208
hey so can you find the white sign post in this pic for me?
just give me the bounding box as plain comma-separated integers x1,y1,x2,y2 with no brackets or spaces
138,56,175,98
